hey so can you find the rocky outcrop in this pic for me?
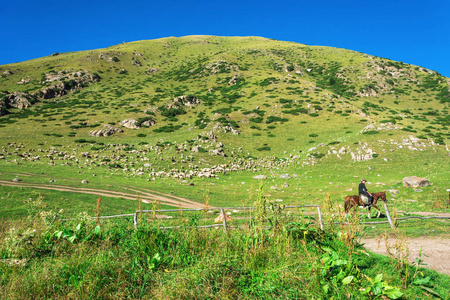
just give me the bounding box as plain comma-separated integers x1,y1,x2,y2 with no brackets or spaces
403,176,431,188
37,71,100,99
132,59,142,67
98,52,121,62
140,119,155,127
360,122,399,133
89,125,124,137
204,60,239,75
120,119,140,129
146,68,159,75
1,70,13,77
0,93,7,116
168,95,200,108
4,92,36,109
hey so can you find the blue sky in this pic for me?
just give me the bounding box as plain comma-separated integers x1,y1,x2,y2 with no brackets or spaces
1,0,449,77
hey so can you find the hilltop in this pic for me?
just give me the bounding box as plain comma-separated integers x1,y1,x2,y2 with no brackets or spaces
0,35,449,210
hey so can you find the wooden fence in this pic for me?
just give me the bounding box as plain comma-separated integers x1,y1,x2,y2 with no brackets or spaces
77,202,450,231
133,205,324,230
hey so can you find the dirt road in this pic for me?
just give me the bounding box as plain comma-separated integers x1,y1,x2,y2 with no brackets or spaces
0,180,206,209
362,237,450,276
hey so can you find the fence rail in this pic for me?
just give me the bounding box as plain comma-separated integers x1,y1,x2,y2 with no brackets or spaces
68,204,449,231
133,205,324,230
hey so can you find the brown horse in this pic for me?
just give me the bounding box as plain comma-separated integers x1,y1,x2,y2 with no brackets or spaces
344,192,387,219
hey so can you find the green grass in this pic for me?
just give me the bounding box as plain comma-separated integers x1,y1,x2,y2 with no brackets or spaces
0,193,449,299
0,35,449,298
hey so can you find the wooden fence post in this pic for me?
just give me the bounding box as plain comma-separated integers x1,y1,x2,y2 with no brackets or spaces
383,203,395,229
220,209,228,232
317,206,323,230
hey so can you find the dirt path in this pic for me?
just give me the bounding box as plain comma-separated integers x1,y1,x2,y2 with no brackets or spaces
361,237,450,276
0,180,205,209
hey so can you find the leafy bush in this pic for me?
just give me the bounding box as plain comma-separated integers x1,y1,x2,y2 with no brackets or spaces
249,117,263,123
256,146,271,151
153,124,182,133
362,130,379,135
266,116,288,124
74,139,96,143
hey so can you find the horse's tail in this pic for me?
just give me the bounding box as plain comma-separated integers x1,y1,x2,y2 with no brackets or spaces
344,196,350,213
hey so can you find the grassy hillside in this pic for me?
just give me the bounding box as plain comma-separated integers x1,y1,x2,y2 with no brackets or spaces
0,35,448,211
0,36,449,299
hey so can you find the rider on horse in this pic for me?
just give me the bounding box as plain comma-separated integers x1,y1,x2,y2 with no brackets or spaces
359,179,373,207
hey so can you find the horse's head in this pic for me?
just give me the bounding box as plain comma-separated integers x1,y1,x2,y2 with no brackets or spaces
379,192,387,202
372,191,387,203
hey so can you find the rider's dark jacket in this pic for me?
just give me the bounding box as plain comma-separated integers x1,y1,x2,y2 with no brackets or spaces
359,182,369,196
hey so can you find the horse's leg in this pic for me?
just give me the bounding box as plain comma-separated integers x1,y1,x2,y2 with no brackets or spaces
367,206,371,219
373,204,381,218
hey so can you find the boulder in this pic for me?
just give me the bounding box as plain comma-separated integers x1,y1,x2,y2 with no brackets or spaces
0,96,6,116
5,92,36,109
38,71,100,99
402,176,430,188
171,95,200,107
120,119,140,129
89,125,124,137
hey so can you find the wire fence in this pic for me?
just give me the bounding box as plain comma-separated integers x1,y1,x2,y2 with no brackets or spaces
73,204,450,231
133,205,324,230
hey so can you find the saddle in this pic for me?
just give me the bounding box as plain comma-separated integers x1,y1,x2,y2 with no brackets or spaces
359,194,370,205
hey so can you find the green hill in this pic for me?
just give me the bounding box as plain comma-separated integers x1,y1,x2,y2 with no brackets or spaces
1,35,450,300
0,35,449,209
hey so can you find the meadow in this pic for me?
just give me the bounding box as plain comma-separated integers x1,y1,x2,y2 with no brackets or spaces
0,35,449,298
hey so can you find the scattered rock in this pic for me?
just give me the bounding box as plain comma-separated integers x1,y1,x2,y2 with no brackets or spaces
214,213,231,223
403,176,430,188
132,59,142,67
280,174,291,179
146,68,159,74
253,175,267,180
191,146,200,152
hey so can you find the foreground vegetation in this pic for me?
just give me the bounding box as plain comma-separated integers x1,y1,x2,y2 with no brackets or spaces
0,191,449,299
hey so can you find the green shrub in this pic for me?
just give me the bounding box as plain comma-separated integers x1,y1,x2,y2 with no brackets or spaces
256,146,271,151
249,117,263,123
266,116,288,124
362,130,379,135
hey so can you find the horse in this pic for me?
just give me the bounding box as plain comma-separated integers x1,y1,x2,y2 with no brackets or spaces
344,192,387,219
